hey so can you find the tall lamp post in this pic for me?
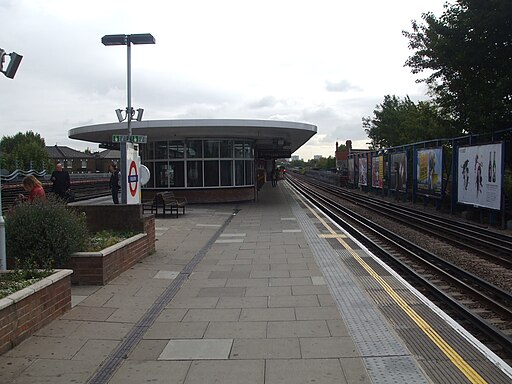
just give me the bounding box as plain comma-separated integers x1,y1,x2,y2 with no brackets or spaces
102,33,155,204
0,48,23,270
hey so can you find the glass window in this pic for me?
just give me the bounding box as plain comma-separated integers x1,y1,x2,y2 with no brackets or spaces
169,161,185,187
220,140,233,158
245,160,254,185
155,162,169,187
81,160,87,168
204,160,219,186
220,160,232,186
234,141,244,158
187,160,203,187
168,141,184,159
154,141,167,159
204,140,219,158
243,142,253,158
186,140,203,158
235,160,244,186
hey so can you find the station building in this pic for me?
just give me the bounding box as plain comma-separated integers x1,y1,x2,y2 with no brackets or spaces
69,119,316,202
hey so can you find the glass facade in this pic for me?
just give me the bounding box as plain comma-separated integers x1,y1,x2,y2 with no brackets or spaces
141,139,254,189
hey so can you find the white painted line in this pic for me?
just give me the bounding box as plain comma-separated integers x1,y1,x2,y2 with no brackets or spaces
220,233,247,237
280,217,297,221
215,239,244,243
196,224,222,227
282,229,302,233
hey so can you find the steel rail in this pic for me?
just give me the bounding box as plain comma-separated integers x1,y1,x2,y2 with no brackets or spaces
286,177,512,357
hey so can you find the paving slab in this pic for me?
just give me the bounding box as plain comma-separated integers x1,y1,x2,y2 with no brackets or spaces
230,338,301,359
184,360,264,384
158,339,233,360
204,321,267,339
10,359,99,384
299,336,359,358
267,320,330,338
109,360,191,384
144,321,208,339
265,359,348,384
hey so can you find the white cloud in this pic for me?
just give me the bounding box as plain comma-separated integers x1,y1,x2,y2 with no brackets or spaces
1,0,448,158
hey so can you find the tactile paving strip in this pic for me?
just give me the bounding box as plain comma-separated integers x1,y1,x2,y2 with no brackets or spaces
286,189,431,384
86,209,238,384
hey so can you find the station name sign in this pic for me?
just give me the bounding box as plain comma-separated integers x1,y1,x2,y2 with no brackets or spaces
258,149,292,159
112,134,147,144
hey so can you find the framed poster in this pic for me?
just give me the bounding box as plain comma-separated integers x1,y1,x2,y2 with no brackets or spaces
371,155,383,188
358,157,367,186
416,147,443,196
390,152,407,191
457,143,503,210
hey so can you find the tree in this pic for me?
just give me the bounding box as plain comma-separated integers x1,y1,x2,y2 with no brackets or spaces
0,131,50,172
363,95,458,149
403,0,512,134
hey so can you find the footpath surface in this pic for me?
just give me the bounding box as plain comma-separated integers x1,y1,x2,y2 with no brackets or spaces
0,183,373,383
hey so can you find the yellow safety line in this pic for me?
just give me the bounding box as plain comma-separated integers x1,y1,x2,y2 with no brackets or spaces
319,233,347,239
298,194,487,384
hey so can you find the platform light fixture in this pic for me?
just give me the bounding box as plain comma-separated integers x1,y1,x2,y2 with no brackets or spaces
102,33,155,204
0,48,23,79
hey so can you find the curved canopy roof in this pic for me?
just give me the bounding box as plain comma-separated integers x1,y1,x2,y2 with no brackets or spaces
69,119,317,154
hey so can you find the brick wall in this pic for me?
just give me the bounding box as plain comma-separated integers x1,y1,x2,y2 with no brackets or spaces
141,186,255,204
0,270,72,355
70,233,150,285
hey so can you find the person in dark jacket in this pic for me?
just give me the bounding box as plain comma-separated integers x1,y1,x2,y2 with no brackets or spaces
109,163,120,204
50,162,71,200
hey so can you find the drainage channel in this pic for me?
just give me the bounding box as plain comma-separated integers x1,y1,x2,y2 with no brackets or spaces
87,209,240,384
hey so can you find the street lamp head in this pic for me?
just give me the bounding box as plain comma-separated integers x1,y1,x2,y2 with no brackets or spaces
129,34,155,45
102,34,155,46
101,34,128,46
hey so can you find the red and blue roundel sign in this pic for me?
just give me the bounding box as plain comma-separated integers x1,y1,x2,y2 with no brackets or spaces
128,160,138,197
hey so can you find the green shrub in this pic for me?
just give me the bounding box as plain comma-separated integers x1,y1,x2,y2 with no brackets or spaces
5,196,89,269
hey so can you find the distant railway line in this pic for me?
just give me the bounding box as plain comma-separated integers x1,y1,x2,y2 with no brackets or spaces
1,175,111,213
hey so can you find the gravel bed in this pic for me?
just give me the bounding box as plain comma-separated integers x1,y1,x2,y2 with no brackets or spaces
329,190,512,294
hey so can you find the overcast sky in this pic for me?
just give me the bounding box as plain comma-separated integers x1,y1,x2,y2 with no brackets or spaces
1,0,448,160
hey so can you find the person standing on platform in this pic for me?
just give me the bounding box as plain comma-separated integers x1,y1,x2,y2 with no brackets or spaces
50,162,70,201
271,167,278,187
109,163,120,204
18,175,46,203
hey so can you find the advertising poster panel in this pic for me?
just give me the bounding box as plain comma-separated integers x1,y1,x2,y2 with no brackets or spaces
371,155,383,188
358,157,368,186
416,147,443,196
390,152,407,191
348,158,355,184
457,143,503,210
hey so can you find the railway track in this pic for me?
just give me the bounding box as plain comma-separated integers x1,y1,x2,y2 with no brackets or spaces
285,174,512,360
292,173,512,268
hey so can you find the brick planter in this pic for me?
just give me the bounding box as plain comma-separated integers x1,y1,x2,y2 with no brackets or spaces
69,233,150,285
0,269,72,355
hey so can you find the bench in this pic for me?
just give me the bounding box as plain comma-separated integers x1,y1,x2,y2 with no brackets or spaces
143,191,187,218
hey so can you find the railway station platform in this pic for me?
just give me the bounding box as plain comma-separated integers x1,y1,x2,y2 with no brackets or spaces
1,181,511,383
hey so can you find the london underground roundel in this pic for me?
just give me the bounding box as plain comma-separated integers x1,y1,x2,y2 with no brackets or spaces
128,160,139,197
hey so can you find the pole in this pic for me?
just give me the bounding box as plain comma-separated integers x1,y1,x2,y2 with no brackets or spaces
121,40,132,204
0,175,6,270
